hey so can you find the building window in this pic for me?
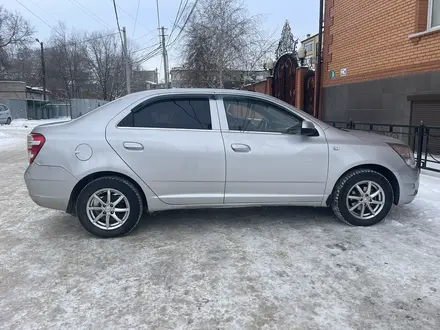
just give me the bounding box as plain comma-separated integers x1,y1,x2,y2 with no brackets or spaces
304,43,313,52
429,0,440,28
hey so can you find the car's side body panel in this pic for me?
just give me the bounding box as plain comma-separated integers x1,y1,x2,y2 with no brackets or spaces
322,127,420,206
24,89,419,216
105,95,226,205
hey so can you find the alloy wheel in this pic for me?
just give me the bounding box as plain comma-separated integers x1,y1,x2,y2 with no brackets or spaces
86,188,130,230
345,180,385,220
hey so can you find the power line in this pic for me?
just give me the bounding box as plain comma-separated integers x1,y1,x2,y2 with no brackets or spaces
15,0,118,44
169,0,185,39
136,34,160,49
66,0,113,30
27,0,64,27
19,32,120,53
169,0,191,42
132,0,141,37
134,31,157,41
133,41,161,54
168,0,198,49
133,47,162,64
15,0,60,34
67,32,120,46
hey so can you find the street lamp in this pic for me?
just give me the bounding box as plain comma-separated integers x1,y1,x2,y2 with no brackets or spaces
265,60,275,76
35,38,46,101
298,44,306,67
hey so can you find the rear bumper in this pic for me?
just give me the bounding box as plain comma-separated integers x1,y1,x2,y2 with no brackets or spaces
24,163,77,211
396,167,420,205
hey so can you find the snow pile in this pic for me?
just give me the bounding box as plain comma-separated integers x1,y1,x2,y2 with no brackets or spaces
0,132,12,140
0,131,19,150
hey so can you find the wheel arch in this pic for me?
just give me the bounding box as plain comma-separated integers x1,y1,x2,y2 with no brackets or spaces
326,164,400,206
66,171,148,215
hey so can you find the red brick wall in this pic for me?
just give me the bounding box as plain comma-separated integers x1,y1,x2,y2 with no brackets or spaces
242,79,272,95
322,0,440,87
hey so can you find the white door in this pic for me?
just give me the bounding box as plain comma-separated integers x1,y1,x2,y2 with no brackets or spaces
106,95,226,205
217,96,329,205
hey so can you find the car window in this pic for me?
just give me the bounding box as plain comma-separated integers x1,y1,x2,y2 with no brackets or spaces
223,97,302,133
0,105,6,112
119,98,212,130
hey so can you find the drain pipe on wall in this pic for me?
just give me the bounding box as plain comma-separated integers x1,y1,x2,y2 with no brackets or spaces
315,0,325,119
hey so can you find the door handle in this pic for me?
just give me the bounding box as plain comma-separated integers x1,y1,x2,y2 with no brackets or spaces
123,142,144,151
231,143,251,153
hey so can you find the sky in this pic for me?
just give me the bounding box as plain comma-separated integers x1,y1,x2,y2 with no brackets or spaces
6,0,320,79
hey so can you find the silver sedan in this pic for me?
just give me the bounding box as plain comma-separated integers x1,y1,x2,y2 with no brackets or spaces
24,89,420,237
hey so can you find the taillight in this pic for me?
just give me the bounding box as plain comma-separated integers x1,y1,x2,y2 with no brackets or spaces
27,133,46,164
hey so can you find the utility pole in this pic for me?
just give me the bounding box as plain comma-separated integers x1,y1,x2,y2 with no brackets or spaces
161,27,169,88
122,27,131,94
35,39,46,101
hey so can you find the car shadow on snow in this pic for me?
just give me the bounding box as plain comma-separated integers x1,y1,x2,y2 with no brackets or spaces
135,206,340,234
41,206,340,238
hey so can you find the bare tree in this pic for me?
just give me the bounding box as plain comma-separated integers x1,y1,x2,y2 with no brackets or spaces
182,0,274,88
0,6,34,49
45,24,91,100
85,32,125,100
0,5,34,77
3,46,40,84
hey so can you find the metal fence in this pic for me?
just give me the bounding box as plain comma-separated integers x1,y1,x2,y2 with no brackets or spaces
27,100,71,120
326,120,440,173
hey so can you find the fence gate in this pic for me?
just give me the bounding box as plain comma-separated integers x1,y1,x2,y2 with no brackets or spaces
272,53,298,106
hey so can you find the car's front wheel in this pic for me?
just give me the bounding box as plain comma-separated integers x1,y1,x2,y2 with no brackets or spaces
6,117,11,125
76,176,143,238
332,169,394,226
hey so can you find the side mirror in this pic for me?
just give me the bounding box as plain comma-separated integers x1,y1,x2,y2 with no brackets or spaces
301,120,319,136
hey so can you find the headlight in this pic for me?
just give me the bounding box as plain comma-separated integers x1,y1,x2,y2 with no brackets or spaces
388,143,416,168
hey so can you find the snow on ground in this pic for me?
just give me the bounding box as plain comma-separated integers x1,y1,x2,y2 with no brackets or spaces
0,125,440,329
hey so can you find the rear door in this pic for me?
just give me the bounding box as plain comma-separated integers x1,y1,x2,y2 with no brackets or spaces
106,94,226,205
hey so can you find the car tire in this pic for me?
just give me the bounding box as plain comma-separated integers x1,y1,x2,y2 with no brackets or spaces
76,176,143,238
331,169,394,226
6,117,11,125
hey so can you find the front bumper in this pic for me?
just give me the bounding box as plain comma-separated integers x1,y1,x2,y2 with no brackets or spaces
396,167,420,205
24,163,78,211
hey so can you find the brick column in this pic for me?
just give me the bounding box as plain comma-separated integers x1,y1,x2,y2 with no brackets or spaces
265,77,273,96
295,67,308,110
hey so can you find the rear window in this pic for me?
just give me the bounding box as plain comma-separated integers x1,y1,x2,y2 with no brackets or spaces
118,98,212,130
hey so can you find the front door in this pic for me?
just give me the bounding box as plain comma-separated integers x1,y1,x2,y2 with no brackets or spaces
106,95,226,205
218,96,328,204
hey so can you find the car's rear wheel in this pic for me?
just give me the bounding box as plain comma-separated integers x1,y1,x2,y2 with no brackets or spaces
332,169,394,226
6,117,11,125
76,177,143,238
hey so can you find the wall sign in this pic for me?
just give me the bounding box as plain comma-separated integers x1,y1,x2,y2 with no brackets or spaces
340,68,348,77
330,70,336,80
